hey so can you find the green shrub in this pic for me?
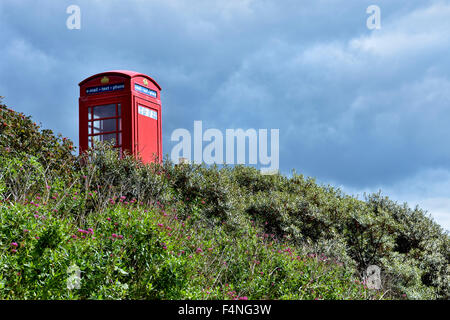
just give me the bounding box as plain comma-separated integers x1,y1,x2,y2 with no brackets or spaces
0,103,448,300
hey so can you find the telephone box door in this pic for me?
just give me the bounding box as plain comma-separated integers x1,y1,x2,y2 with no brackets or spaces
135,98,160,162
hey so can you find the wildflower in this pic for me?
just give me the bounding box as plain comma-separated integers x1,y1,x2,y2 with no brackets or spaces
107,217,111,221
35,236,40,240
11,249,17,253
118,235,123,239
112,233,118,238
23,229,29,233
11,242,18,247
196,248,203,253
46,185,51,189
239,296,248,300
71,235,77,239
87,228,94,234
157,223,164,228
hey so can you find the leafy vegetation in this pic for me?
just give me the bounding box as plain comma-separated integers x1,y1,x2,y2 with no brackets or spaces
0,100,448,299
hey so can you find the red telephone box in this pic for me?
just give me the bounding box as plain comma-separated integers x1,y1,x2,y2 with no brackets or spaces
79,70,162,163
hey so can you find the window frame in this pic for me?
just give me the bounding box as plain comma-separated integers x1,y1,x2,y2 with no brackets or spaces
87,103,122,150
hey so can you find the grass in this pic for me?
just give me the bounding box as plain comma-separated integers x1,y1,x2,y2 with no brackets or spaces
0,197,383,300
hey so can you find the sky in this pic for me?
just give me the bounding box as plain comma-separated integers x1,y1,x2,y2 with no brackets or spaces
0,0,449,231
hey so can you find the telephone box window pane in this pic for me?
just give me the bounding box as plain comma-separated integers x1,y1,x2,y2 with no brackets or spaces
90,118,116,134
92,133,116,144
88,107,92,120
93,104,116,119
118,132,122,145
118,104,121,116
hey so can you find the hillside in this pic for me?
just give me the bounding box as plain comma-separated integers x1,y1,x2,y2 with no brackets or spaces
0,99,448,299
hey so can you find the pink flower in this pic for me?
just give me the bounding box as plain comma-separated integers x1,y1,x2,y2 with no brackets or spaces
196,248,203,253
11,242,18,247
118,235,123,239
112,233,118,238
11,249,17,253
239,296,248,300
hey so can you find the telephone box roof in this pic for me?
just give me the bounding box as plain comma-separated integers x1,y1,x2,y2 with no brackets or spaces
79,70,162,90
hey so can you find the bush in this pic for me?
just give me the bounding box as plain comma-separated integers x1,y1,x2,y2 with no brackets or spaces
0,103,448,299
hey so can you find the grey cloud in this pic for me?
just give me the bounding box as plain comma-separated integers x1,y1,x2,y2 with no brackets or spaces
0,0,449,229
